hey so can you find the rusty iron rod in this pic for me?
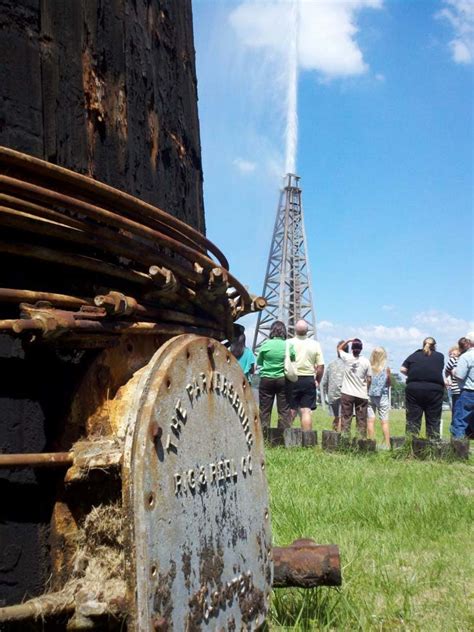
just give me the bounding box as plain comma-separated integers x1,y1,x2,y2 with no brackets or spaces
0,175,219,272
0,203,204,285
0,452,74,468
5,318,224,339
0,192,85,229
0,597,75,623
0,288,90,309
94,293,220,329
272,539,341,588
0,145,229,268
0,175,251,306
0,240,152,286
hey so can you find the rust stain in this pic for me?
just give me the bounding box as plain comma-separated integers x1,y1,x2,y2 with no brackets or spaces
153,561,176,621
50,502,78,590
168,131,186,160
82,48,106,176
109,81,128,144
182,547,192,591
148,108,160,170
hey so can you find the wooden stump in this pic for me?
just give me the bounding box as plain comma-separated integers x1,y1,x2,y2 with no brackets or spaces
322,430,342,451
451,439,470,460
302,431,317,448
263,428,285,447
432,440,452,459
283,428,303,448
412,437,431,459
390,436,406,450
355,438,376,452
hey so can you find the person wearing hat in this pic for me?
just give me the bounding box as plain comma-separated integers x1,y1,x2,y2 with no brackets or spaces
337,338,372,437
400,337,445,439
452,333,474,439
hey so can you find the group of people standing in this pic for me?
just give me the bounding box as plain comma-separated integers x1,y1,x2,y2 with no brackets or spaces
443,335,474,440
230,321,474,443
324,340,391,446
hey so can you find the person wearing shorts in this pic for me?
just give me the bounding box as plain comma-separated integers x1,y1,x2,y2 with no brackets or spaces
288,320,325,431
367,347,391,447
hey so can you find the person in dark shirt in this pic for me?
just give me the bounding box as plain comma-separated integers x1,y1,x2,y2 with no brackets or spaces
400,337,445,439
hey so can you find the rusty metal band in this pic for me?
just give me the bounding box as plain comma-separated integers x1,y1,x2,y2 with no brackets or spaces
0,205,199,284
0,239,152,286
0,146,229,269
0,174,251,307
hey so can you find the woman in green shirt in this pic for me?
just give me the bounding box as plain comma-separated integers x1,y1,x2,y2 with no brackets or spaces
256,321,295,429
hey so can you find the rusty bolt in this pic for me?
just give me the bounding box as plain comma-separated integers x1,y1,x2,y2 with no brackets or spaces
207,341,215,355
149,421,162,441
152,615,168,631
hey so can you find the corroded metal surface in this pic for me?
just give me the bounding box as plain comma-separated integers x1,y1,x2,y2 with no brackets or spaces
122,335,272,631
273,539,341,588
0,148,266,347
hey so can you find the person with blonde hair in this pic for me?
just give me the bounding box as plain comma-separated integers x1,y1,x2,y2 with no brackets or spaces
400,337,445,439
367,347,391,446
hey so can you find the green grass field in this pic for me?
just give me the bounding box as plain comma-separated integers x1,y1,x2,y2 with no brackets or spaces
265,409,474,630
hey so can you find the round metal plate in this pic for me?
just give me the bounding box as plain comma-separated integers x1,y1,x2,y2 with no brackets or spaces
122,335,272,631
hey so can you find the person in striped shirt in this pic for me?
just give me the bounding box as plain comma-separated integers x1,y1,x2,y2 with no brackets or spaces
450,337,472,438
445,344,461,415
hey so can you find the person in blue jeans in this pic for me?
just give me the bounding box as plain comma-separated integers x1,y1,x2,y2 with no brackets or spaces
452,333,474,440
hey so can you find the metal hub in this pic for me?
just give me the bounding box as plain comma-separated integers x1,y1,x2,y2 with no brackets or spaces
122,334,272,631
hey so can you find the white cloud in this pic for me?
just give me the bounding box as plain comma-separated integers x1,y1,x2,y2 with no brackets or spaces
230,0,383,79
318,319,335,330
233,157,257,173
357,325,425,342
413,310,474,335
381,304,395,311
317,310,473,370
437,0,474,64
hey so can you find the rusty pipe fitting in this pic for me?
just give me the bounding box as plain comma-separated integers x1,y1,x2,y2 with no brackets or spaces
251,296,267,312
94,291,138,317
272,539,341,588
148,265,178,292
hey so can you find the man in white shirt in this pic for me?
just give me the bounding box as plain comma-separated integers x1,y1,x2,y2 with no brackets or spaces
337,338,372,437
289,320,325,431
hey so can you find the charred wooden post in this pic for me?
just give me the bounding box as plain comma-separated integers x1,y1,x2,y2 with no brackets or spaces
0,0,205,232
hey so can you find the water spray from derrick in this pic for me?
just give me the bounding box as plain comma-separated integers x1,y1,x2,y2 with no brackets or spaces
285,0,299,175
254,0,319,349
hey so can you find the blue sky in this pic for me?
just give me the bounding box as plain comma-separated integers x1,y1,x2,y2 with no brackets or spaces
192,0,473,368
